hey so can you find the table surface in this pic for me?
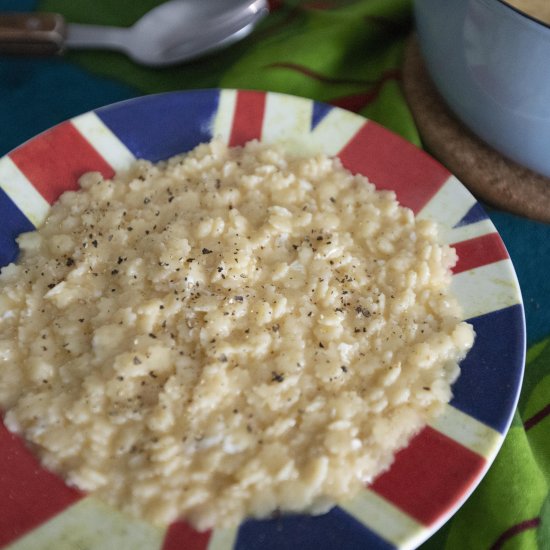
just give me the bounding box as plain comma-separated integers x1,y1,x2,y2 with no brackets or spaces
1,1,550,549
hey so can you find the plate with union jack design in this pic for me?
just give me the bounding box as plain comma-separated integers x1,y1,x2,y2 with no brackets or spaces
0,90,525,550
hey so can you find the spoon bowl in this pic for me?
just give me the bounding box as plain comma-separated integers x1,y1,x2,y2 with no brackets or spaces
126,0,268,65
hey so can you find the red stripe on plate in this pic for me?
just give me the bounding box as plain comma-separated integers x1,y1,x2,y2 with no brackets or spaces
451,233,509,275
9,121,114,204
370,426,486,526
228,90,267,147
337,122,449,213
0,420,83,548
162,520,212,550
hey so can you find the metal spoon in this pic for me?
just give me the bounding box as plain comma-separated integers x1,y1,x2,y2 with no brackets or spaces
0,0,269,67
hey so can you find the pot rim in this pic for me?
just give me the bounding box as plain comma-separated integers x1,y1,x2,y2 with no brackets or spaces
497,0,550,30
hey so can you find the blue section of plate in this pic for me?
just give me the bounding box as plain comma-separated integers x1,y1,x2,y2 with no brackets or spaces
311,102,333,130
235,508,396,550
0,188,33,266
95,90,220,162
454,202,488,227
451,304,526,433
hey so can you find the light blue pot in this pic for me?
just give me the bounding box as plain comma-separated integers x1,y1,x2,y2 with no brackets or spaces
414,0,550,178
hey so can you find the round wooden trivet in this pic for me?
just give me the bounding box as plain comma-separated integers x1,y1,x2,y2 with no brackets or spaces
402,35,550,223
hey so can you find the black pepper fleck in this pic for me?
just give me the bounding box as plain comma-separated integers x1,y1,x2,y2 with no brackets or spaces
271,371,285,383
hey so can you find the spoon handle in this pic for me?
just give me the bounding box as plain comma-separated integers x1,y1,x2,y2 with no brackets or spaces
0,12,66,56
64,24,131,52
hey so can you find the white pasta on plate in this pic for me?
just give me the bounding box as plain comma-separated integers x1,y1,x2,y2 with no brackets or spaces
0,139,474,530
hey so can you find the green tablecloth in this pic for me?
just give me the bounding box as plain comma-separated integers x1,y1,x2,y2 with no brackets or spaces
2,1,550,548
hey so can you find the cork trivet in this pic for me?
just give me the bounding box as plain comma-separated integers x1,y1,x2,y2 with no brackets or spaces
402,35,550,223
